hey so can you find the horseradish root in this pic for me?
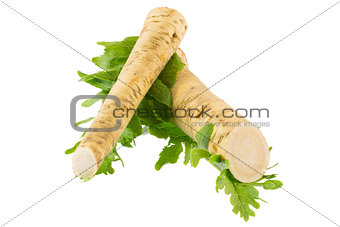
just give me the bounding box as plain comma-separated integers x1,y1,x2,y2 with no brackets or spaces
172,49,270,183
72,7,187,178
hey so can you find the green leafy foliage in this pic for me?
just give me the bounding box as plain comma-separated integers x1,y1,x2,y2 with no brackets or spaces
155,143,183,170
149,121,194,170
148,80,172,107
81,90,109,107
92,36,138,71
190,148,211,167
157,53,185,89
117,114,143,147
216,169,261,221
148,122,191,142
209,154,230,171
78,71,114,91
96,146,124,176
188,125,282,221
216,169,282,221
66,35,283,222
263,180,283,190
195,123,214,149
184,141,196,165
67,36,187,176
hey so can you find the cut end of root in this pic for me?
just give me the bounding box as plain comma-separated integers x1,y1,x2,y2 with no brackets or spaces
72,147,98,179
226,124,270,183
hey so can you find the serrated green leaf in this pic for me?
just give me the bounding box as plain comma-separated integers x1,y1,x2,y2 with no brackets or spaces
148,79,172,107
158,53,185,89
81,90,109,107
93,36,138,71
209,154,230,171
263,180,283,190
195,123,214,149
148,122,192,143
78,71,113,91
184,141,196,165
137,97,163,125
155,143,183,170
127,113,143,136
190,148,211,167
117,128,136,147
216,169,261,221
92,71,119,82
117,114,142,147
95,146,123,176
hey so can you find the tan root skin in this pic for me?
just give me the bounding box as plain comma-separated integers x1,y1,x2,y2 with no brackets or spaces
173,49,270,183
72,7,187,178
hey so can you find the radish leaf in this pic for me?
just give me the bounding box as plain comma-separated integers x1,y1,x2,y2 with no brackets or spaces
155,143,183,170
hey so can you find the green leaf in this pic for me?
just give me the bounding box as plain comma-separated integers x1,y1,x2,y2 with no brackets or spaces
117,128,136,147
137,97,163,126
117,114,142,147
80,131,86,138
261,174,278,180
209,155,230,171
158,53,185,89
65,141,80,154
195,123,214,149
95,146,123,176
184,141,196,165
79,71,118,83
78,71,114,91
155,143,183,170
263,180,283,190
216,170,261,221
148,96,173,122
190,148,211,167
92,71,119,82
81,90,109,107
148,122,192,143
148,79,172,107
75,117,94,126
127,113,143,136
92,36,138,71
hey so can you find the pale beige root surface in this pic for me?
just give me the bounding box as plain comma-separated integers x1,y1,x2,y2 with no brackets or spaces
72,7,187,178
72,147,97,178
173,49,269,183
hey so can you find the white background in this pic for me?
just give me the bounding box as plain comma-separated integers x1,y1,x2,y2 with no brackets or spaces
1,0,340,226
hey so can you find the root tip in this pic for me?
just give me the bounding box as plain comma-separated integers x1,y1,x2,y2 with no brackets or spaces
72,147,98,179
